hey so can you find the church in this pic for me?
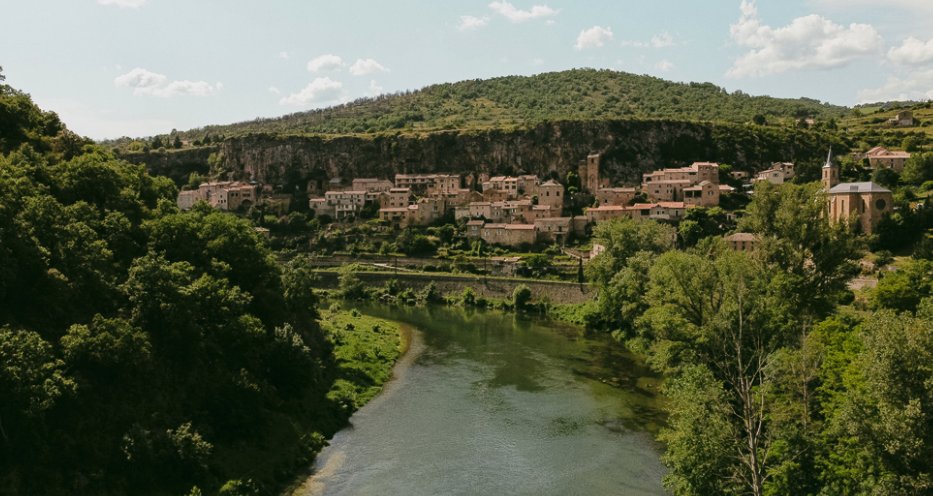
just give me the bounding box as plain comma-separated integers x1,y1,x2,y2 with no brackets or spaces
822,150,893,234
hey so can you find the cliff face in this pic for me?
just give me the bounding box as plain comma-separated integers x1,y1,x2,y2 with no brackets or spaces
121,146,215,184
121,120,842,190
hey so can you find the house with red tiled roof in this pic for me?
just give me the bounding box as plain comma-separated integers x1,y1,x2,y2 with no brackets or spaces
584,205,630,223
642,162,719,203
865,147,911,172
725,232,760,251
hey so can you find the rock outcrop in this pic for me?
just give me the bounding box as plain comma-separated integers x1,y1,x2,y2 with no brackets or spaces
120,119,842,191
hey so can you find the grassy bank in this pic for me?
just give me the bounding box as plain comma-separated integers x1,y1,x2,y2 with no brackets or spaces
321,305,405,412
278,306,404,495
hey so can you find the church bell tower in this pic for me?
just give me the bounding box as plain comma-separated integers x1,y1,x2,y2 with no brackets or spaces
821,148,839,190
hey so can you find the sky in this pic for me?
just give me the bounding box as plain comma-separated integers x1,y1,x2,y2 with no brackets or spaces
2,0,932,140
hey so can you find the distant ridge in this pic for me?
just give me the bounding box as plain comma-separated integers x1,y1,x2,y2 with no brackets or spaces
173,68,849,140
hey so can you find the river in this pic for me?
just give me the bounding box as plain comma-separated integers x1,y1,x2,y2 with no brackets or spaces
294,304,667,496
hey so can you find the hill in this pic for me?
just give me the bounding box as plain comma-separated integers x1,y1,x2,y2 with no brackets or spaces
167,69,849,141
0,68,380,496
841,101,933,145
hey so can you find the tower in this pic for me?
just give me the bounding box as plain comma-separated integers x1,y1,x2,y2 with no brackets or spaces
578,153,601,192
821,148,839,190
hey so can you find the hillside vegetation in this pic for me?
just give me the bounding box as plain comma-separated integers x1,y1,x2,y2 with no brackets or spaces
170,69,848,140
0,68,396,496
842,101,933,143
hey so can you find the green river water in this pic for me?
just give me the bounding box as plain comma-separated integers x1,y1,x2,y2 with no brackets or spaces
295,304,667,495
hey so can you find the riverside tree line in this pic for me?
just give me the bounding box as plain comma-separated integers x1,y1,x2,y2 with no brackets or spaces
0,69,356,495
585,180,932,495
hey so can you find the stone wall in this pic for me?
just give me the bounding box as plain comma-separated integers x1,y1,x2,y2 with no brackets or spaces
314,271,594,305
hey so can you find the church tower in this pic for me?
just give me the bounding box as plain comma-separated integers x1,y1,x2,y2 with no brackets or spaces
578,153,601,192
821,148,839,190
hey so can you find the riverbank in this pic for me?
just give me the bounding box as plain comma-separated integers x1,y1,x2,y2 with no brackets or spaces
277,306,407,495
321,305,406,410
289,303,667,495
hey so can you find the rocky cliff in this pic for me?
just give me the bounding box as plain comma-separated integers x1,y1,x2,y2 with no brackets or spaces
121,119,843,191
122,146,215,184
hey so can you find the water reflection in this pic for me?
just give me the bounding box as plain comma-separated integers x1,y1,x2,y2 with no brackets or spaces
295,304,667,496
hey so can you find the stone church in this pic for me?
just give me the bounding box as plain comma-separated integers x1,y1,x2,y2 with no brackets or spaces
822,150,893,234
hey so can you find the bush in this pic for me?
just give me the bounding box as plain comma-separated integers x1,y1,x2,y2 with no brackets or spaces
460,287,477,306
338,266,366,299
512,284,532,310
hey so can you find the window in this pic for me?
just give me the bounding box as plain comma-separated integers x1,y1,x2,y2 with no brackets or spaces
875,198,886,211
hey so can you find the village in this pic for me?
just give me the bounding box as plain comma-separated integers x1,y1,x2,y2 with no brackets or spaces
177,146,907,251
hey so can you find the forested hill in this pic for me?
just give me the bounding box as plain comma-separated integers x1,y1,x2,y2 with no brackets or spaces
174,69,848,140
0,68,353,495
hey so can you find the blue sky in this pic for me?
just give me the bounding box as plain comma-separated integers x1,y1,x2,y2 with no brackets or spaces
2,0,932,139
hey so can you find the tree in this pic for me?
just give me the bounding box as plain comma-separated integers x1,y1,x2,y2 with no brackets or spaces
281,254,321,323
565,170,581,191
512,284,532,310
585,217,676,288
678,207,731,247
594,251,656,338
519,254,552,278
0,79,340,495
640,250,800,496
173,135,183,149
460,287,477,306
902,153,933,185
61,315,152,375
659,364,739,495
871,167,900,188
337,265,366,299
825,307,933,495
0,329,75,446
871,259,933,313
901,135,923,152
740,181,860,320
752,114,767,125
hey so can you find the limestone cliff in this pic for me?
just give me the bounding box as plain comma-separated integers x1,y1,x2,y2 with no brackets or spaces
120,119,842,191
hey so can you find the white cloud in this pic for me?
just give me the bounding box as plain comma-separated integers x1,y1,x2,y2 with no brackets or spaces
858,68,933,103
114,68,221,97
369,80,384,96
650,32,675,48
279,77,344,107
623,31,676,48
531,58,545,66
98,0,147,7
727,0,882,78
114,68,166,91
458,15,490,31
277,51,290,60
349,58,389,76
268,86,281,95
575,26,613,50
655,59,674,72
488,1,557,23
814,0,933,13
888,37,933,65
307,54,344,72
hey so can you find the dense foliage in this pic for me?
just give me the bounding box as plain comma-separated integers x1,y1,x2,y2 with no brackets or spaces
160,69,847,140
586,183,932,496
0,75,354,495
